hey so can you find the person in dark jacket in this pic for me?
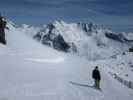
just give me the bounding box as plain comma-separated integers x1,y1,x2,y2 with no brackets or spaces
92,66,101,89
0,14,7,45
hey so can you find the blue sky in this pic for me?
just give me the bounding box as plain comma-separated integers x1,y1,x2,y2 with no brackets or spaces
0,0,133,27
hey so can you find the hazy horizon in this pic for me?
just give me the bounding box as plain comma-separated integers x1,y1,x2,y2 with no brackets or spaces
1,0,133,32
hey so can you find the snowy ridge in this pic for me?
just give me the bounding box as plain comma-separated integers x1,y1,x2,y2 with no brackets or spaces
0,20,133,100
17,24,41,37
31,20,132,60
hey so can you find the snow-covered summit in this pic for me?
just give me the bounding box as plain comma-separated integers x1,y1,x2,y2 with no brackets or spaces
31,20,133,60
5,20,133,60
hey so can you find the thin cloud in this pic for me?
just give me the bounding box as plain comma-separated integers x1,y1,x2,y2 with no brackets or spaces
0,0,133,26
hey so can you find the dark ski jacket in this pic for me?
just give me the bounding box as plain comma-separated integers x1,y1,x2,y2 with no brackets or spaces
0,16,7,44
0,17,6,34
92,69,101,80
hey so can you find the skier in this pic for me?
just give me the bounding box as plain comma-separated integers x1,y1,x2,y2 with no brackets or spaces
92,66,101,89
0,14,7,45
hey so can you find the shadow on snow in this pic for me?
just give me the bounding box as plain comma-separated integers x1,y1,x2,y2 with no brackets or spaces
69,81,102,92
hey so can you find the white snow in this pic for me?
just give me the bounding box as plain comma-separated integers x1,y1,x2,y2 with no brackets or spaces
0,21,133,100
25,57,65,63
35,21,132,60
17,24,40,37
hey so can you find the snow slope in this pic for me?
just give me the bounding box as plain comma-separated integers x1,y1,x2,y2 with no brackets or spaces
0,22,133,100
32,21,133,60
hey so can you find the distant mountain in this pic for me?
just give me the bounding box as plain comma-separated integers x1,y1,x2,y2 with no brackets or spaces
7,20,133,60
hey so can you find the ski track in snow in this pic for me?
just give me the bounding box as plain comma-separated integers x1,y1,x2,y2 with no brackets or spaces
25,57,65,63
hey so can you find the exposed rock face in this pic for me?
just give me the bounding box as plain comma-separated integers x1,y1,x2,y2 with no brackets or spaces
53,34,70,52
105,32,133,43
34,22,71,52
105,32,126,42
77,22,98,35
129,47,133,52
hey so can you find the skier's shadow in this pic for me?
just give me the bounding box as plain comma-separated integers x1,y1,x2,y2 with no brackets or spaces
69,81,102,92
69,81,94,88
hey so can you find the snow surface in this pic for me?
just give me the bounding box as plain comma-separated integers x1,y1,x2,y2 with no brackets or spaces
32,21,132,60
0,21,133,100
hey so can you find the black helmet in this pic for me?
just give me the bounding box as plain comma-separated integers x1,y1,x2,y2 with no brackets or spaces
95,66,98,69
